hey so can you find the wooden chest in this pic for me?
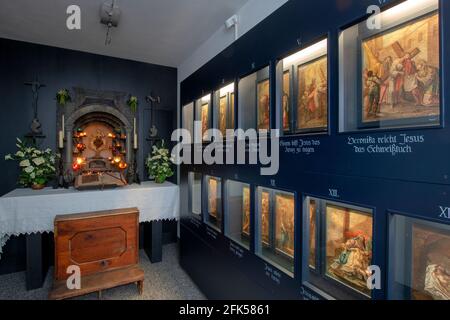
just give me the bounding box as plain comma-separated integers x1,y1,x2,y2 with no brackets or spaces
54,207,139,281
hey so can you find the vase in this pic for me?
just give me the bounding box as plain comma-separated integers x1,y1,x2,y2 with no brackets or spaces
31,183,45,190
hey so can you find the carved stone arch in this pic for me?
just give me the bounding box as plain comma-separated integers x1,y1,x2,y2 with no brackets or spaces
63,104,133,168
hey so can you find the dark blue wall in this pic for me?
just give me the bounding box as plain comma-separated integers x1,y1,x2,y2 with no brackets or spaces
0,38,177,274
0,38,177,196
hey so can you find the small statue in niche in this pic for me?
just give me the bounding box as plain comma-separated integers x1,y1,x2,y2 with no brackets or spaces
24,78,45,135
149,125,158,138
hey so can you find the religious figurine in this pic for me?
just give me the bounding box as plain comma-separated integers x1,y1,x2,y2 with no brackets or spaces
275,194,295,258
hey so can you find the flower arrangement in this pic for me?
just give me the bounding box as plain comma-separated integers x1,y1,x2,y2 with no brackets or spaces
145,141,174,184
56,89,71,106
127,95,139,113
5,138,58,189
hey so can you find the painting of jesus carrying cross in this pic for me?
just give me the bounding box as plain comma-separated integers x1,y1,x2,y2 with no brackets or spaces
361,12,440,124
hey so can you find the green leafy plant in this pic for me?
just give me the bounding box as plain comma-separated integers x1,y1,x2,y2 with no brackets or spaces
145,141,174,184
56,89,71,106
5,138,58,188
127,95,139,113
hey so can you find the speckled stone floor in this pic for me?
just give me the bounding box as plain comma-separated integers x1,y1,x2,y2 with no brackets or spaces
0,243,206,300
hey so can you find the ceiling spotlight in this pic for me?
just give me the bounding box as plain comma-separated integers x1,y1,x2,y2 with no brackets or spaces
100,0,121,45
225,14,239,40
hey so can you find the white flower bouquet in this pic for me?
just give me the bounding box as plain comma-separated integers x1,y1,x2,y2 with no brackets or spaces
5,138,58,189
145,140,174,184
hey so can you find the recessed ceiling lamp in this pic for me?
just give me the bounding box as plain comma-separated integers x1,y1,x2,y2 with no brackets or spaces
99,0,121,45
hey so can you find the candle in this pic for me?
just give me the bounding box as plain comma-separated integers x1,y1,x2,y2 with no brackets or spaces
133,117,136,136
58,130,64,148
134,133,138,149
61,114,65,139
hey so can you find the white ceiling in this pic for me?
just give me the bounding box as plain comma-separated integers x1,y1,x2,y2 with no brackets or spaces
0,0,250,67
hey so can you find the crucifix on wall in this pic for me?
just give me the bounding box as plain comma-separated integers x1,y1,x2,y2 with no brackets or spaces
24,77,46,135
145,93,161,141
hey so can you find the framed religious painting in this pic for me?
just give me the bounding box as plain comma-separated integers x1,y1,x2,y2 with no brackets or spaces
205,175,222,231
208,177,219,219
256,187,295,277
389,214,450,300
224,180,250,249
218,95,227,135
277,38,328,134
188,172,202,219
359,11,440,129
324,204,373,297
274,192,295,260
256,79,270,131
297,55,328,132
238,66,270,132
195,94,211,142
339,0,440,132
260,189,271,247
282,70,291,133
308,198,317,270
303,197,374,299
241,185,251,237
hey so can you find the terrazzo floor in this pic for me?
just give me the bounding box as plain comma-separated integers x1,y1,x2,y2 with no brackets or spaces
0,243,206,300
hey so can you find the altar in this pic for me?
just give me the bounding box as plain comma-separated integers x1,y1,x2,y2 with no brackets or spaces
0,181,179,290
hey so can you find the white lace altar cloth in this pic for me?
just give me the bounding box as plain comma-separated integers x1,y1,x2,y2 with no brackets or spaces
0,181,179,258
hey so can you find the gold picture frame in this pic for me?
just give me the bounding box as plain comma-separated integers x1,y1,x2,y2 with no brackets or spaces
260,190,270,246
411,223,450,300
282,70,291,132
218,95,227,136
241,186,250,237
325,204,373,296
208,178,218,219
201,102,209,141
257,79,270,130
308,199,317,269
274,193,295,259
